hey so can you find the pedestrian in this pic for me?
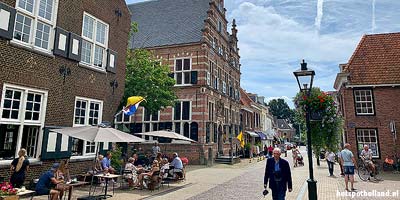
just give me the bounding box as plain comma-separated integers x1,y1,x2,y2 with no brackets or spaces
10,148,29,188
151,142,160,163
268,145,274,158
264,148,293,200
325,150,335,177
337,148,344,176
340,143,358,191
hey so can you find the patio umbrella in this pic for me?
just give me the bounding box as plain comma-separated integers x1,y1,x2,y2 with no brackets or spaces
135,130,196,143
51,126,144,143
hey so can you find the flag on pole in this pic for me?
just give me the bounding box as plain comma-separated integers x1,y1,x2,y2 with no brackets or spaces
237,131,245,148
123,96,145,116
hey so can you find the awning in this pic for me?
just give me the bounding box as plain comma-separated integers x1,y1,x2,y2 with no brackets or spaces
245,131,259,137
256,131,267,140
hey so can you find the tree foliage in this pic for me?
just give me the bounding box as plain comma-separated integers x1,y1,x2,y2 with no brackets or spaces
293,88,343,156
268,98,294,122
123,49,177,114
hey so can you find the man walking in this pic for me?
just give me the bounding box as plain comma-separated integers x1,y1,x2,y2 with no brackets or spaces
340,143,357,191
264,148,292,200
325,150,336,177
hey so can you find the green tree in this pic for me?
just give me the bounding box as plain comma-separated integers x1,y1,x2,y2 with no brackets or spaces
293,88,343,163
123,49,177,114
268,98,294,122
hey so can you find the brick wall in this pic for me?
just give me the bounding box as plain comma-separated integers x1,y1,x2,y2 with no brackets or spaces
0,0,130,180
342,87,400,162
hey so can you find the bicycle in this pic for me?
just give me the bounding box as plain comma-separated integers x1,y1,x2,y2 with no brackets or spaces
357,159,382,181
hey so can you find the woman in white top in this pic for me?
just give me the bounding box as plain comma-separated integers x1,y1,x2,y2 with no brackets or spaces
124,157,139,187
325,151,336,177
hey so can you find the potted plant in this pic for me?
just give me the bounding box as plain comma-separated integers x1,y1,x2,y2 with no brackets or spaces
0,182,18,200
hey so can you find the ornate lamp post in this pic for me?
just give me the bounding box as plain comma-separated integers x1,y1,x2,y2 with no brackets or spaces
293,59,317,200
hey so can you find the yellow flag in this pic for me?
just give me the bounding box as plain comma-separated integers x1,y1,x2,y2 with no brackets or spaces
237,131,245,148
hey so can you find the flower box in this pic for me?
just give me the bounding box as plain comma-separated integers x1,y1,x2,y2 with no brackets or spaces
0,196,19,200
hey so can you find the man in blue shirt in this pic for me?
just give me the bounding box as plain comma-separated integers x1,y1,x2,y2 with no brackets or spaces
264,148,292,200
35,163,64,200
102,152,115,174
169,152,183,178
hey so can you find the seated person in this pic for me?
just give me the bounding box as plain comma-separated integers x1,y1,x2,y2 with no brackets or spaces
94,155,104,174
35,163,65,200
156,152,163,164
135,160,160,189
56,159,71,182
124,157,140,187
361,145,376,176
160,158,170,178
169,152,183,178
102,152,116,174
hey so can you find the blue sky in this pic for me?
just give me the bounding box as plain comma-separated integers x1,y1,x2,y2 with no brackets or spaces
125,0,400,107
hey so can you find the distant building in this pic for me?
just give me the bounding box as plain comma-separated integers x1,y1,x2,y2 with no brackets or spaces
0,0,131,178
274,119,294,143
126,0,241,164
334,33,400,161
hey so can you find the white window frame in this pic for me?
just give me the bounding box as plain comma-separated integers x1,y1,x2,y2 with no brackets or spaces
80,12,109,71
174,57,192,86
354,89,374,115
12,0,59,53
72,96,103,156
0,83,48,164
356,129,379,158
172,101,192,121
206,71,211,86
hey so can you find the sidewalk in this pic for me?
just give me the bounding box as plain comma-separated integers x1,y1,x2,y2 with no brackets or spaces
294,147,400,200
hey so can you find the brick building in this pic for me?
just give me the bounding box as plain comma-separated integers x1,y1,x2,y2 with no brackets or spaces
125,0,241,164
0,0,130,179
334,33,400,162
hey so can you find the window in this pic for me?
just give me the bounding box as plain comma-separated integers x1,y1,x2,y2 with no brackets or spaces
72,97,103,156
354,89,374,115
81,13,109,69
206,71,211,85
222,81,226,94
174,58,192,85
174,101,191,120
218,21,222,32
13,0,57,51
212,37,216,49
142,108,159,134
0,84,47,161
356,129,379,158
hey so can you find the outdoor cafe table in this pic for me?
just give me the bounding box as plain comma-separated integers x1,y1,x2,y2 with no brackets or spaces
16,189,35,199
94,174,121,199
59,181,89,200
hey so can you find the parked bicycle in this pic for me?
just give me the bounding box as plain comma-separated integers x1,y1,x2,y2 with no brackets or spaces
357,159,382,181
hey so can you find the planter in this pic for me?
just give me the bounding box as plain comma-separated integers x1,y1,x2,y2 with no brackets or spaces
0,196,19,200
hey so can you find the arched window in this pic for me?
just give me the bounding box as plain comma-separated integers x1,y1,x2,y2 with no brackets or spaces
190,122,198,141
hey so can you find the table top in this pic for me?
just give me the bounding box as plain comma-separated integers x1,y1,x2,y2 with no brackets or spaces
94,174,121,178
16,189,35,196
62,181,89,187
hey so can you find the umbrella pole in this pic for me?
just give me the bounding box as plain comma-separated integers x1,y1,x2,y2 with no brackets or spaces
89,143,100,197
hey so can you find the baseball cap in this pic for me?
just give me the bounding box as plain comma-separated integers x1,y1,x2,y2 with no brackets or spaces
51,163,60,171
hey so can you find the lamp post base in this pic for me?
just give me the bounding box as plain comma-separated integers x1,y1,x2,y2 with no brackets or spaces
307,179,318,200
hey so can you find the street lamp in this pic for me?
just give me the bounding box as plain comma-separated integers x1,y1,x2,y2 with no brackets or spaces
293,59,317,200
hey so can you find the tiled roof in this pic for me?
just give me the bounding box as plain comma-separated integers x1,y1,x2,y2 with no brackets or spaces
345,32,400,85
239,88,253,107
128,0,210,49
276,119,291,130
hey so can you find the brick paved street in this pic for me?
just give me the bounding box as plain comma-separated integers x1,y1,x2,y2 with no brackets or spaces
22,146,400,200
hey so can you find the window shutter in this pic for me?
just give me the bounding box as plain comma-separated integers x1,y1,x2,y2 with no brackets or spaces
41,127,72,160
191,71,198,84
0,2,16,40
53,27,69,58
106,49,117,73
68,32,82,62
